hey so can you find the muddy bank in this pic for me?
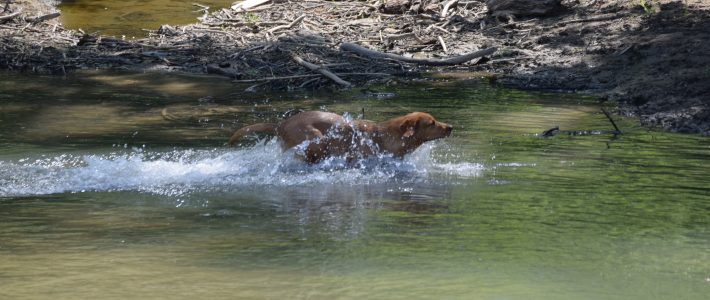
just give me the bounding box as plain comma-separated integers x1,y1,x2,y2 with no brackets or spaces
1,0,708,135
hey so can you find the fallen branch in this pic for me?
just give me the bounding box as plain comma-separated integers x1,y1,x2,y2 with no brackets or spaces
231,0,271,12
268,14,306,34
291,53,351,87
601,108,621,134
28,12,61,23
0,9,21,23
441,0,459,18
340,42,497,66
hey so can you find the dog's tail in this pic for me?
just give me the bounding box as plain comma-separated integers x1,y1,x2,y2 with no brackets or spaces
228,123,278,145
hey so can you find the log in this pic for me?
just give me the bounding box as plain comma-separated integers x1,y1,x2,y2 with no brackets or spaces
485,0,562,17
340,42,497,66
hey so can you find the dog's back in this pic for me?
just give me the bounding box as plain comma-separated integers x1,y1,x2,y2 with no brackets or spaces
228,111,452,163
227,123,278,145
276,111,349,148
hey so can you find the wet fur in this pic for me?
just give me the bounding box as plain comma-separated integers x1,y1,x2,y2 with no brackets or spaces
228,111,452,163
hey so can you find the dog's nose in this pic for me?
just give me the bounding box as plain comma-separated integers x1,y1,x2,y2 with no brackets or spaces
445,125,453,135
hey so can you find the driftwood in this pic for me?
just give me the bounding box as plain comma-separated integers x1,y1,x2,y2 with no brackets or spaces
0,0,506,90
267,14,305,34
0,9,21,23
290,53,351,87
441,0,458,18
340,42,497,66
231,0,271,12
27,12,61,23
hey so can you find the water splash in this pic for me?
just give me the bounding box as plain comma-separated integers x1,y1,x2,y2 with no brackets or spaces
0,140,486,197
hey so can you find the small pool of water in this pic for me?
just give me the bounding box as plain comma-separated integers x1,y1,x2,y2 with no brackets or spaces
59,0,234,37
0,71,709,299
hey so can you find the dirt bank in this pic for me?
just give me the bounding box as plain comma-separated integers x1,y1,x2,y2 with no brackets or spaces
1,0,708,135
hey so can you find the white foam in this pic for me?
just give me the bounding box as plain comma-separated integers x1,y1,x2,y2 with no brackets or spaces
0,140,489,197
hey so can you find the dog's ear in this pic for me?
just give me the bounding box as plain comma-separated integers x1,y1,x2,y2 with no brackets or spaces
400,119,416,138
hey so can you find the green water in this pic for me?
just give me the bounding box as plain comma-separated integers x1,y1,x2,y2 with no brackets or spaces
0,71,709,299
59,0,234,37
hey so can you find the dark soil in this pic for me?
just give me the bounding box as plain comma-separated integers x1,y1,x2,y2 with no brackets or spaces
1,0,708,135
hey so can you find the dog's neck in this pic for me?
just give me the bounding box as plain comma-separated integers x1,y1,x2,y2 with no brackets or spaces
371,120,424,158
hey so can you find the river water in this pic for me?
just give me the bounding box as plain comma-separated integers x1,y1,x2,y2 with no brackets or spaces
59,0,234,37
0,71,708,299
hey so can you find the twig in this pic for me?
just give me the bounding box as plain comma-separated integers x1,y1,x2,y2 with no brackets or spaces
601,108,621,134
384,32,423,42
437,36,448,53
268,14,306,34
340,42,497,66
192,3,209,9
291,53,351,87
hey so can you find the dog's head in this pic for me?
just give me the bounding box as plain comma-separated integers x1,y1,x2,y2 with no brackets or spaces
399,112,452,141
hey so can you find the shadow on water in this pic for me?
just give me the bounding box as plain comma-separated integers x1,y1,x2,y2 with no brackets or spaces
487,2,710,133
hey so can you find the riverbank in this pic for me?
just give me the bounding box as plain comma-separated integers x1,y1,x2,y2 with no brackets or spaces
1,0,708,134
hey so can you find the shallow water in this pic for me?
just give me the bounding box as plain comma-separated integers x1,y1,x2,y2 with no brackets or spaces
59,0,234,37
1,71,709,299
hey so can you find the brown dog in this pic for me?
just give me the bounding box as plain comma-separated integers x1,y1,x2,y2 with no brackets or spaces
228,111,452,163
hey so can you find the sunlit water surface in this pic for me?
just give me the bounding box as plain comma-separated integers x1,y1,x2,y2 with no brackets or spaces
59,0,234,37
0,71,708,299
